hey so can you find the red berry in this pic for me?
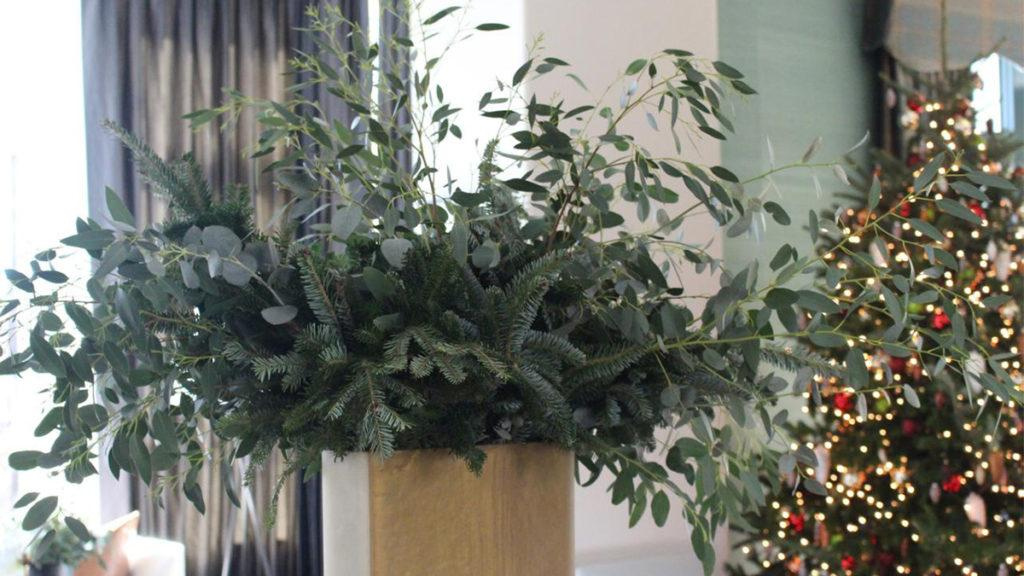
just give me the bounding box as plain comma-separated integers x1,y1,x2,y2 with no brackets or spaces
787,512,806,533
901,418,921,436
833,392,854,413
942,474,964,493
931,310,951,330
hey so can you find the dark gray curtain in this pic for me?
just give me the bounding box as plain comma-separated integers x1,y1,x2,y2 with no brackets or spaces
81,1,368,574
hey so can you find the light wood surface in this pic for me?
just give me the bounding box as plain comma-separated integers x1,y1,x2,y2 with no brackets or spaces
367,444,574,576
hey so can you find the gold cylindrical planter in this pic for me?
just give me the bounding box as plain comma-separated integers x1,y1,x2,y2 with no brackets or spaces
322,443,574,576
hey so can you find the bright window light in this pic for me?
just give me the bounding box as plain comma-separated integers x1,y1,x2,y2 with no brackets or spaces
973,53,1004,133
0,1,94,572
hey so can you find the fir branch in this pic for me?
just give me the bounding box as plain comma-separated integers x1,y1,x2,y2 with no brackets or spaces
299,253,341,329
104,121,208,217
759,343,838,378
523,330,586,365
566,345,648,387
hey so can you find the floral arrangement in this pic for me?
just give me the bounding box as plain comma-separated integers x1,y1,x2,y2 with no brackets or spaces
2,6,1013,572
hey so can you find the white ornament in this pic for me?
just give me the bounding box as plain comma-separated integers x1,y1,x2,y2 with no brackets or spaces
814,445,831,485
963,492,987,527
995,249,1011,281
893,468,908,484
877,448,888,463
1001,300,1019,322
975,464,986,485
936,175,949,193
910,332,924,350
869,241,888,267
900,110,919,129
986,240,998,261
930,482,941,503
965,351,986,395
885,88,897,109
998,564,1009,576
843,472,860,488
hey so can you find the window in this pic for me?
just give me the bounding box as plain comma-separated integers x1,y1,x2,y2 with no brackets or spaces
972,53,1024,165
0,2,94,572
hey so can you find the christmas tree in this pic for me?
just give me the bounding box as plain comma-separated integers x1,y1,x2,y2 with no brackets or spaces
729,63,1024,575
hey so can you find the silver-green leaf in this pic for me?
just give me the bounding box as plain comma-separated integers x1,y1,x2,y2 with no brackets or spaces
261,305,298,325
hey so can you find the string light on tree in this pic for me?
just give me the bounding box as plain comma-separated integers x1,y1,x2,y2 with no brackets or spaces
729,61,1023,576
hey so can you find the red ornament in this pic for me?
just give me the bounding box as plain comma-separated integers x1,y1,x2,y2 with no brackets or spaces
931,310,951,330
841,554,857,571
901,418,922,436
898,201,912,217
787,512,806,533
833,392,855,413
969,202,985,219
934,391,948,409
942,474,964,493
889,356,907,374
907,94,924,113
906,153,923,168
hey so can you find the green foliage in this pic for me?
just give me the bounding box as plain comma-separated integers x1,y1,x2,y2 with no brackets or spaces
2,7,1014,574
23,517,97,569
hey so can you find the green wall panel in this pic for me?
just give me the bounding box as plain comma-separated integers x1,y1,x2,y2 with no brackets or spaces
719,0,874,272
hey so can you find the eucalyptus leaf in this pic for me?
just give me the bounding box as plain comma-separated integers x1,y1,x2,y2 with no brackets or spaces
179,260,200,289
362,267,395,301
61,229,114,250
261,305,298,325
13,492,38,509
105,187,135,227
381,238,414,269
913,152,944,192
202,225,242,256
902,384,920,408
845,348,868,390
8,450,43,471
936,198,982,225
867,175,881,210
30,332,65,377
471,241,500,270
625,58,648,75
801,137,823,163
778,453,796,474
65,516,93,542
221,253,257,287
802,478,827,496
22,496,58,531
965,168,1016,190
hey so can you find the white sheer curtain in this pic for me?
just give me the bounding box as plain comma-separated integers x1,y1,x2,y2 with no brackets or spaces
0,2,95,573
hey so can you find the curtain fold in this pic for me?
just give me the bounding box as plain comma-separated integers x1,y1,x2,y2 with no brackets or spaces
81,1,369,574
